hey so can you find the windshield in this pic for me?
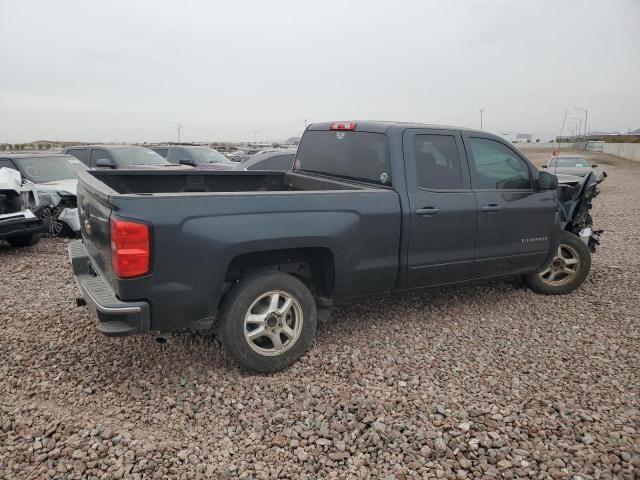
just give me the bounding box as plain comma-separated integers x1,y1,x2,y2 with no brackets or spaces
550,157,589,168
111,147,169,166
189,147,232,164
13,156,88,183
295,130,391,185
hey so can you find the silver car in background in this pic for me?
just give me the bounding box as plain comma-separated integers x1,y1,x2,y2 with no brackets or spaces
542,155,597,177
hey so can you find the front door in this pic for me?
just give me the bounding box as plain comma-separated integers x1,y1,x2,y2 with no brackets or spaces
404,129,478,287
462,134,557,277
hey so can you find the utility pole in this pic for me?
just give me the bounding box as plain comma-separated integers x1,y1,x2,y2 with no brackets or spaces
570,118,582,138
574,108,588,138
479,107,485,131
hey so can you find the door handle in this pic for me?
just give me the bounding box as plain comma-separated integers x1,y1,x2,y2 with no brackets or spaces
481,204,502,213
415,207,440,216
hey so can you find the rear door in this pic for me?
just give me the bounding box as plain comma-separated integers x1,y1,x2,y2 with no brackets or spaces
403,129,477,286
463,134,557,276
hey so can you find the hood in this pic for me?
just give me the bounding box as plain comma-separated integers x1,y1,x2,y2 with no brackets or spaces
556,173,584,185
549,166,592,177
119,164,193,170
195,163,237,171
29,178,77,196
0,167,22,194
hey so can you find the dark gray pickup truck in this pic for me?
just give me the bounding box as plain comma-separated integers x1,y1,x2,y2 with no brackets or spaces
69,121,605,372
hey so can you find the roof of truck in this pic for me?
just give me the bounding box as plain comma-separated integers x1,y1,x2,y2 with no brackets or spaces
307,121,482,134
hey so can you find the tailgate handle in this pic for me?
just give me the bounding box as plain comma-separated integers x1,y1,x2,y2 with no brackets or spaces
415,207,440,216
481,204,502,213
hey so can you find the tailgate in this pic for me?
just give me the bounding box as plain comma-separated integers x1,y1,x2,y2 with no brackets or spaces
77,171,114,278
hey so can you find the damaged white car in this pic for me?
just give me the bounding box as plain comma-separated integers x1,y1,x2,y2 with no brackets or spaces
0,154,87,237
0,167,47,246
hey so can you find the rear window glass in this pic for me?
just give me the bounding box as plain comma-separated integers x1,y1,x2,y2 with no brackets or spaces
295,131,391,185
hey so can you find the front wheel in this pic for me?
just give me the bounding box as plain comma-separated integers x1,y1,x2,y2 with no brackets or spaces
524,231,591,295
218,272,317,372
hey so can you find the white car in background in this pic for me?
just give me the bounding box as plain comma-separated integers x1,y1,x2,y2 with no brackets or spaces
0,154,88,237
542,155,597,177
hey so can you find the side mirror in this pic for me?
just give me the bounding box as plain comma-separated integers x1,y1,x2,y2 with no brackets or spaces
95,158,115,168
541,165,547,168
537,171,558,190
591,163,598,168
179,159,195,166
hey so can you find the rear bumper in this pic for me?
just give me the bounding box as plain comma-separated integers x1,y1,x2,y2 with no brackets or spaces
69,240,150,336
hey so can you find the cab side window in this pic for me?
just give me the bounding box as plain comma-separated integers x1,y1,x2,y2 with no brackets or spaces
468,138,531,190
413,135,463,189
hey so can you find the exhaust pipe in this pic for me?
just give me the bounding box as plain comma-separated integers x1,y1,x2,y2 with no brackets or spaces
156,332,172,344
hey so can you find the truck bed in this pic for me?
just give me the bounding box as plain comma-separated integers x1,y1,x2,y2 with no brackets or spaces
86,170,374,195
76,169,402,332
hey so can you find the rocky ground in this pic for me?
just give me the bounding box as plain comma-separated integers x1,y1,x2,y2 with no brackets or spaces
1,150,638,479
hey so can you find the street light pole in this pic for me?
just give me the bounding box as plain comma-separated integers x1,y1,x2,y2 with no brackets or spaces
479,107,485,131
570,118,582,138
574,108,588,138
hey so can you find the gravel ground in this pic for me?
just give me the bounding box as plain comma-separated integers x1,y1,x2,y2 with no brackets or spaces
1,150,638,479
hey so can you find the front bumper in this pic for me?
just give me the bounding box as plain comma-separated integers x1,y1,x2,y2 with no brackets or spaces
69,240,150,336
0,210,47,240
59,207,81,233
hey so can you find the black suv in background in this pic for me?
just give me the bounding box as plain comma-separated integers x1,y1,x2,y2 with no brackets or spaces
151,145,235,170
63,145,191,170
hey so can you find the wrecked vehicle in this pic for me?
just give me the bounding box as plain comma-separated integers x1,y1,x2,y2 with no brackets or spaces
0,166,47,246
0,154,88,237
69,121,606,372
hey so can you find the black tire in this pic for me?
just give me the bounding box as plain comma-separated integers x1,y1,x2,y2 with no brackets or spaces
218,272,317,373
524,231,591,295
6,233,41,247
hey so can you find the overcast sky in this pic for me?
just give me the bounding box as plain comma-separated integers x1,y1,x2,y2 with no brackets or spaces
1,0,638,143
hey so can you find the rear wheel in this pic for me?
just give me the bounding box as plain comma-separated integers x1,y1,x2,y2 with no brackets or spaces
218,272,317,372
524,231,591,295
6,233,41,247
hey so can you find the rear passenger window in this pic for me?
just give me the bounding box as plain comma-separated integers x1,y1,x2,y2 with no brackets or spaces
468,138,531,190
413,135,463,189
66,148,89,166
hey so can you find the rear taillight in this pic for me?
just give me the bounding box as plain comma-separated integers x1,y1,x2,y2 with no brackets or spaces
330,121,357,131
110,218,149,278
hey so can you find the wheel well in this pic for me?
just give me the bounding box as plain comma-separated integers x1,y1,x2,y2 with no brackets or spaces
224,247,335,300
